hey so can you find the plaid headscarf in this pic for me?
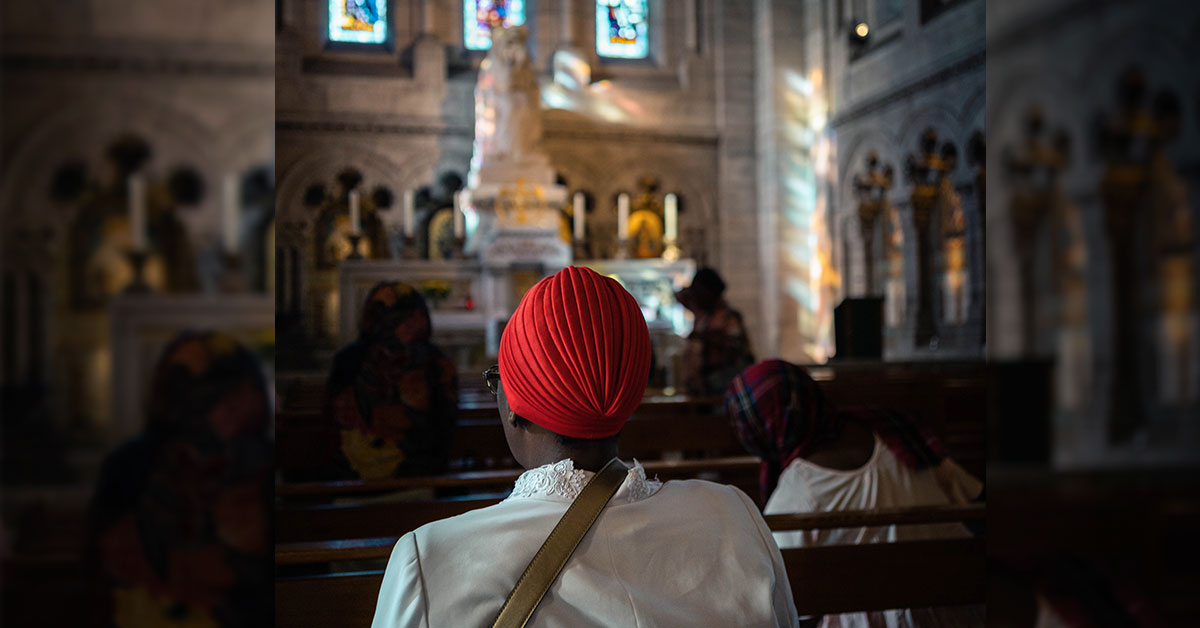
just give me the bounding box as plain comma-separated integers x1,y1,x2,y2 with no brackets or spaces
725,360,947,500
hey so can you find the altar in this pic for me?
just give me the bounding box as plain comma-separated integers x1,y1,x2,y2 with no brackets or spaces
337,257,696,390
324,24,700,389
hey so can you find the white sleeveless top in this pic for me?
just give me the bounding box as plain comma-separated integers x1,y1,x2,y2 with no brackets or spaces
765,436,983,627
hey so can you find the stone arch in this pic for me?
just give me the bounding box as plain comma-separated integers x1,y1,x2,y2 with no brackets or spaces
897,103,968,181
1,91,217,314
275,141,433,235
1,92,216,235
0,91,220,430
274,142,433,338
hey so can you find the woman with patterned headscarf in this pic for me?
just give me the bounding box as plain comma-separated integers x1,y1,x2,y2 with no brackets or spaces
325,280,458,480
726,359,983,628
88,332,273,628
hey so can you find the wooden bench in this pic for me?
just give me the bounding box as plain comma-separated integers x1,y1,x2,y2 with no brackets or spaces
276,504,986,563
275,504,986,626
276,362,989,486
277,456,760,500
278,400,983,480
276,457,763,543
276,398,737,479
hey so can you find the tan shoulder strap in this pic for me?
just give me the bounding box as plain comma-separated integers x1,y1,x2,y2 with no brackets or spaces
491,458,629,628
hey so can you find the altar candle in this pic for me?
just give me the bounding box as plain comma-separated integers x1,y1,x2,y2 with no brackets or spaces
222,174,239,253
617,193,630,240
573,192,586,240
453,191,465,238
664,193,678,242
128,174,147,251
348,190,362,235
402,190,415,237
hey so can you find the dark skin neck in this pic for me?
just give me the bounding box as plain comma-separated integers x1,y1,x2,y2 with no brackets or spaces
506,418,619,472
496,381,620,472
803,418,877,471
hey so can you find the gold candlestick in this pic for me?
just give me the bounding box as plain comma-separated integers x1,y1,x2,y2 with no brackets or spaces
124,250,151,293
346,233,364,260
220,252,246,293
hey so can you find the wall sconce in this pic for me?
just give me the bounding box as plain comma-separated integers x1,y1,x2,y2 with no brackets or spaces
850,21,870,46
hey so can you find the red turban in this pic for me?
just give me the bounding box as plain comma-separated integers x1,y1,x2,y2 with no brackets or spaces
499,266,651,439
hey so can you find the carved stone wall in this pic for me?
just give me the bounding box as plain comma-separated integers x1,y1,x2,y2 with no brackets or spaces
275,0,760,346
826,0,986,361
988,0,1200,466
0,0,275,433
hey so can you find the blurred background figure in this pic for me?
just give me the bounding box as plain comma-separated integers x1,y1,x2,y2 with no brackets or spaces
87,332,272,628
678,267,756,396
1,1,273,624
324,281,458,480
727,359,983,627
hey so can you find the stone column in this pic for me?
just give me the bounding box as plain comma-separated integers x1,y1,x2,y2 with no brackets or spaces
414,0,445,85
561,0,576,46
911,189,938,348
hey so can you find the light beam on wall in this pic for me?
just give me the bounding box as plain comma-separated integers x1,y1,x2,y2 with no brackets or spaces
778,70,835,362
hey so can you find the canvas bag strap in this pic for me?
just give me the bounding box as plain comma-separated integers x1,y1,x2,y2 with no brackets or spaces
491,457,629,628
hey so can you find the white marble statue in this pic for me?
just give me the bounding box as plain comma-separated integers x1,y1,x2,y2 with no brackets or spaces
472,25,542,166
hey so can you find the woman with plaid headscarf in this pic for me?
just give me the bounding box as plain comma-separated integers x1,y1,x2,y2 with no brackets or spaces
726,359,983,628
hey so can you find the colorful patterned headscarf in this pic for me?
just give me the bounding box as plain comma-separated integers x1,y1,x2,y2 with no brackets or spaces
358,280,432,344
90,332,273,627
725,359,948,500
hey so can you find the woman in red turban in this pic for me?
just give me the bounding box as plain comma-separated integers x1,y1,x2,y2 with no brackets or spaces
373,266,798,627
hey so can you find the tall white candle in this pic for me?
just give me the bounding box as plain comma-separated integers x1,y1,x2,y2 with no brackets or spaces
453,191,465,238
222,174,239,253
128,174,147,251
617,193,630,241
402,190,415,237
573,192,586,240
664,193,678,242
348,190,362,235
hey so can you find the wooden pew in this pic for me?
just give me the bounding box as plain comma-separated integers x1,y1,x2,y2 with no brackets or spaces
276,457,762,543
276,504,987,563
275,504,986,626
276,538,986,620
785,538,985,614
278,456,760,500
277,361,988,480
276,397,735,479
277,496,505,544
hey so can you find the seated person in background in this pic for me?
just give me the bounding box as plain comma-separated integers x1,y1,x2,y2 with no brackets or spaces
726,359,983,628
373,267,797,628
677,267,755,396
88,332,272,628
325,281,458,480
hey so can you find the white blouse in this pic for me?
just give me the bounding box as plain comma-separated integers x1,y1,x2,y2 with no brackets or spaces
765,435,984,628
372,459,799,628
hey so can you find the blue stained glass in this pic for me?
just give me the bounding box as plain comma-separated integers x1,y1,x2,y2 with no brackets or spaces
464,0,527,51
329,0,388,44
596,0,649,59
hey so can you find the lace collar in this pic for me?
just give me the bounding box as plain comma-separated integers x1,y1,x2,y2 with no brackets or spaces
506,459,662,503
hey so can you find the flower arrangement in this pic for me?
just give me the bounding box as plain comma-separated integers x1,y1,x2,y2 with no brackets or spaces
419,279,453,305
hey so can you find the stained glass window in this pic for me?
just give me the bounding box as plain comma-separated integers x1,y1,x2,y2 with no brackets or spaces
464,0,527,51
596,0,649,59
329,0,387,44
